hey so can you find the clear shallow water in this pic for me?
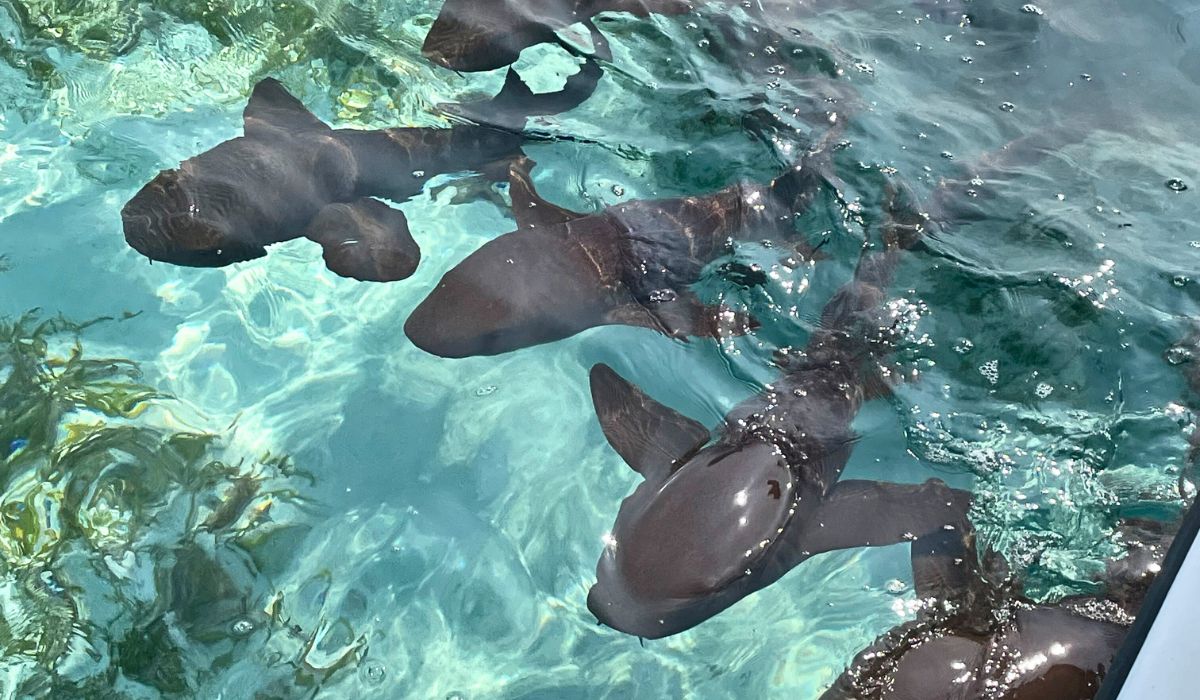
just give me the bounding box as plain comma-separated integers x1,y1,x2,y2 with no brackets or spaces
0,0,1199,697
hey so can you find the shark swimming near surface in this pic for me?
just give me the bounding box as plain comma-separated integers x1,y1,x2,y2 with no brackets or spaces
819,518,1176,700
422,0,692,73
582,185,980,638
403,134,837,357
121,61,605,282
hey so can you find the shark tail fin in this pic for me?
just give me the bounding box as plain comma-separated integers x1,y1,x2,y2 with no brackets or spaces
444,58,606,132
442,21,612,132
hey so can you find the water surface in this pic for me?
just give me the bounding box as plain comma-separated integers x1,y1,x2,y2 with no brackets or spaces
1,0,1199,697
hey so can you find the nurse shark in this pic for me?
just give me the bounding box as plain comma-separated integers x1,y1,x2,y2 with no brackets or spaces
584,186,980,638
122,63,604,282
404,139,836,357
820,518,1174,699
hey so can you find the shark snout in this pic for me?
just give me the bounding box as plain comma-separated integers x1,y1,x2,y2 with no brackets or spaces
587,571,727,640
122,169,268,268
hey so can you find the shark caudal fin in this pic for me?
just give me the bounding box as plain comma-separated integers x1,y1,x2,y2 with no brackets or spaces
589,363,710,482
422,0,686,72
303,198,420,282
440,36,608,131
243,78,330,138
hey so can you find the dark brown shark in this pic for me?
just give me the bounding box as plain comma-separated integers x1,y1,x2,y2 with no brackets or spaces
582,186,979,639
422,0,691,73
820,519,1175,700
122,69,603,282
404,149,833,357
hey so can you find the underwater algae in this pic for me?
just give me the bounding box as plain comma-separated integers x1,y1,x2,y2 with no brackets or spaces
0,307,370,697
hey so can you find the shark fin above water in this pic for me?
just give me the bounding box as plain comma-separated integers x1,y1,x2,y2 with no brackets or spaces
303,198,420,282
243,78,330,137
589,363,710,481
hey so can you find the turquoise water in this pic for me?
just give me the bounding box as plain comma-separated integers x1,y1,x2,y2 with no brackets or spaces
1,0,1199,697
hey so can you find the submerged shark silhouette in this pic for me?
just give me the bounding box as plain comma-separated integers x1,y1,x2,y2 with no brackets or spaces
404,146,834,357
583,187,977,638
122,68,603,282
422,0,691,73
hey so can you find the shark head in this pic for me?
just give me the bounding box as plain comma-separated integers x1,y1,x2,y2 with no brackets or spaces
121,79,339,270
405,222,621,357
121,167,268,268
588,434,799,638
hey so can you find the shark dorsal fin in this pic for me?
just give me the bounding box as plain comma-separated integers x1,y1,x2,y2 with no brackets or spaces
589,363,710,482
244,78,329,138
508,157,585,229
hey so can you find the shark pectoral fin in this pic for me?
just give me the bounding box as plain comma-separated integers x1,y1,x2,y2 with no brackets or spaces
795,479,973,557
303,198,420,282
589,363,709,481
604,292,758,340
507,157,585,229
243,78,330,138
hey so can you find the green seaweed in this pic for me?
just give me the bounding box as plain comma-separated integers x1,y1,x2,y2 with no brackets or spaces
0,311,332,697
0,311,165,466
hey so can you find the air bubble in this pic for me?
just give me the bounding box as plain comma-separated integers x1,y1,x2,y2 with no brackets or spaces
360,661,386,686
999,102,1015,112
1166,346,1193,365
1167,178,1188,192
649,289,677,303
1021,4,1044,15
230,619,255,637
611,184,625,197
